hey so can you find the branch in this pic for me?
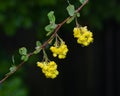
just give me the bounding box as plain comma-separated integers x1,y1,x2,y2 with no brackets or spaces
0,0,89,84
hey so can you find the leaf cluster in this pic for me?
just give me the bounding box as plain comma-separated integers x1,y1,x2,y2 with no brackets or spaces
19,47,28,62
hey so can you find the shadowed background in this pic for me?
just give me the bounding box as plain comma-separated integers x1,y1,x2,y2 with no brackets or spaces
0,0,120,96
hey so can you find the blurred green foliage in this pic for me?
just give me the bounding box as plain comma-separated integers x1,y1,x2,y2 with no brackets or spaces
0,0,57,36
0,0,119,36
0,77,28,96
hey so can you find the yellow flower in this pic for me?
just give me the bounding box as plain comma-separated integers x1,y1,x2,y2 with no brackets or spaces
73,26,93,46
50,42,68,59
37,61,59,79
73,27,81,38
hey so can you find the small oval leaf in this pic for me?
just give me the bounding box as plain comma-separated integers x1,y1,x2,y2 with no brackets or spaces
9,65,16,73
66,4,75,16
79,0,85,4
19,47,27,55
66,16,75,24
34,48,41,54
76,13,80,17
21,55,29,62
48,11,56,23
45,24,53,32
36,41,41,47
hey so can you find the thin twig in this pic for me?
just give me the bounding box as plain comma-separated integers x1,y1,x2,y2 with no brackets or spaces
0,0,89,84
75,0,89,13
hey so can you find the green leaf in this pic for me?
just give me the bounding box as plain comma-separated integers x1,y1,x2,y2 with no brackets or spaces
79,0,85,4
66,4,75,16
9,65,16,73
46,30,54,36
45,23,57,32
66,16,75,24
33,48,41,54
36,41,41,47
47,11,56,23
51,23,57,29
34,41,42,54
45,23,57,36
76,13,80,17
19,47,27,55
45,24,53,32
45,11,57,36
12,55,15,64
21,55,29,62
6,65,16,75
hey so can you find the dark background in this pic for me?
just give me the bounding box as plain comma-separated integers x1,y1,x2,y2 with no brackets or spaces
0,0,120,96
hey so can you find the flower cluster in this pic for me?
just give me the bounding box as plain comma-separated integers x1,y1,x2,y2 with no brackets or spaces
36,26,93,79
73,26,93,46
50,42,68,59
37,61,59,79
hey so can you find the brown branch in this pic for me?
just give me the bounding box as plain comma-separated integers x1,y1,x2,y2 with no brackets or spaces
76,0,89,13
0,53,34,84
0,0,88,84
